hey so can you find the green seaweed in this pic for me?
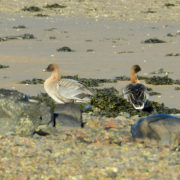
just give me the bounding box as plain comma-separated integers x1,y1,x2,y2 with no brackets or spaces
0,64,10,69
20,78,44,84
165,3,175,7
13,25,26,29
174,87,180,90
44,4,66,9
143,38,166,44
90,87,180,117
166,53,180,57
145,76,174,85
0,34,35,42
22,6,42,12
35,14,49,17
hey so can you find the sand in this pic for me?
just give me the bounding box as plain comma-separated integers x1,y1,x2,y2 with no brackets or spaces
0,10,179,108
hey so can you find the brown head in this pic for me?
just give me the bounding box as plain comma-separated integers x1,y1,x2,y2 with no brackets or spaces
130,65,141,83
43,64,60,80
131,65,141,73
44,64,59,72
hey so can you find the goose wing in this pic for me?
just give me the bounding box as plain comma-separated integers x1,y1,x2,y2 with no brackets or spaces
123,83,149,110
57,79,94,103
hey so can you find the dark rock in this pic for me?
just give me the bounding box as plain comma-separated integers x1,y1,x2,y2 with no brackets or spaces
143,38,166,44
53,103,83,128
22,6,42,12
57,46,74,52
0,34,35,42
44,3,66,9
0,89,51,136
131,113,180,146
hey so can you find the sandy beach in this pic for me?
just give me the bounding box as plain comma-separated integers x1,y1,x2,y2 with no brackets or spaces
0,1,180,179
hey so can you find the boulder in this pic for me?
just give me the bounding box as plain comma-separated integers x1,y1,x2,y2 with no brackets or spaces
131,113,180,146
53,103,83,129
0,89,52,136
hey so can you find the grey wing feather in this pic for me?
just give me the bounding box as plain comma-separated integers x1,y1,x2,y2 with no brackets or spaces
57,79,94,102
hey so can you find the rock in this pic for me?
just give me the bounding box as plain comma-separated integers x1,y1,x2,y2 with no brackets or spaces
53,103,83,128
131,113,180,146
0,89,51,136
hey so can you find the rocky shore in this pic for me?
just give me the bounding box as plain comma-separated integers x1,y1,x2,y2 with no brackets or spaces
0,0,180,179
0,88,179,179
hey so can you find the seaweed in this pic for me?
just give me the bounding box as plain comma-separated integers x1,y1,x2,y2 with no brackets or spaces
115,76,130,81
145,76,174,85
90,87,180,117
147,87,161,96
22,6,42,12
20,78,44,85
57,46,74,52
175,87,180,90
165,3,175,7
13,25,26,29
143,38,166,44
44,4,66,9
0,34,35,42
150,68,172,75
35,14,49,17
0,64,10,69
166,53,180,57
143,9,156,13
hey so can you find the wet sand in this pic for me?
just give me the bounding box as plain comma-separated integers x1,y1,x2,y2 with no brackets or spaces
0,13,179,109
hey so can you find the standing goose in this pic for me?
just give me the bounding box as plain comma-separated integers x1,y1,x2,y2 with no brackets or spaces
123,65,149,110
43,64,94,104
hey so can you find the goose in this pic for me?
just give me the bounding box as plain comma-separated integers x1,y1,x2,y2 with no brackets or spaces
123,65,149,110
43,64,94,104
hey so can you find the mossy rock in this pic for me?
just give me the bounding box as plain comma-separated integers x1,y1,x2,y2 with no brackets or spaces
31,93,56,112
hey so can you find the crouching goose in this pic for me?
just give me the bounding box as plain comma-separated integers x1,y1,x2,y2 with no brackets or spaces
43,64,94,104
123,65,149,110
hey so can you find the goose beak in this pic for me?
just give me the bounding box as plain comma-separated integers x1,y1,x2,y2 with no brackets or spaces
43,68,46,72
